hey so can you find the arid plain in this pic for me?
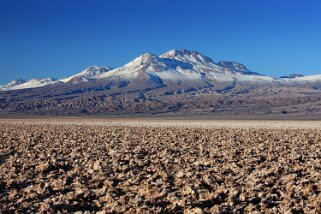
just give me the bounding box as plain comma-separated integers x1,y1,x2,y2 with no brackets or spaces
0,118,320,213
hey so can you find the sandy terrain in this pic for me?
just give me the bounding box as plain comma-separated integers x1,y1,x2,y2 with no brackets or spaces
0,119,320,213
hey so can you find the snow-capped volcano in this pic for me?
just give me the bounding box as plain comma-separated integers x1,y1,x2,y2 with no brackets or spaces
1,48,321,116
98,53,194,79
96,52,209,88
97,49,277,85
1,49,321,92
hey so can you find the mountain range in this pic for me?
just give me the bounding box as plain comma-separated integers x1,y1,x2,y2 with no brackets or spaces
1,49,321,116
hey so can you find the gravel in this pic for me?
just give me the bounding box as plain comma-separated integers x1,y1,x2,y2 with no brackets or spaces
0,120,320,213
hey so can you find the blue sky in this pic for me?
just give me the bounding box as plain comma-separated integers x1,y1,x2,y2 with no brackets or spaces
1,0,321,84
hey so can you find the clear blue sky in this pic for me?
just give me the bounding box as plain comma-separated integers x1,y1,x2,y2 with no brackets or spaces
1,0,321,84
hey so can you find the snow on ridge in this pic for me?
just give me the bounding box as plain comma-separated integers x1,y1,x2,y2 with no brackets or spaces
289,74,321,83
0,65,113,91
8,77,57,90
160,49,215,65
97,52,205,81
61,65,113,83
2,49,321,91
0,79,26,90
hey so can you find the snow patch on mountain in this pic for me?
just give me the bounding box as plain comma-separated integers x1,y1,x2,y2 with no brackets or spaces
290,74,321,83
61,65,113,83
8,77,56,90
0,79,26,90
280,73,304,79
218,61,261,76
161,49,214,65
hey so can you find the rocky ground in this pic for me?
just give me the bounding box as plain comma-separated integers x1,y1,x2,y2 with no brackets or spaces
1,80,321,116
0,120,320,213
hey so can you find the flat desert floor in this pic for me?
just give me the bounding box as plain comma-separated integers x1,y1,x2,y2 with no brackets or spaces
0,118,320,213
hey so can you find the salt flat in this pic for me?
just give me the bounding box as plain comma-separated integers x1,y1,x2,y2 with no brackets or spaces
0,120,320,213
1,118,321,129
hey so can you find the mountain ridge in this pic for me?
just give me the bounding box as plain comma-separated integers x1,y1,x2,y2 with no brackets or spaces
1,49,321,116
2,49,320,91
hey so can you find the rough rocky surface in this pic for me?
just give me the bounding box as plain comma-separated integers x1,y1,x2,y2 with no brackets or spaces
0,120,320,213
1,80,321,117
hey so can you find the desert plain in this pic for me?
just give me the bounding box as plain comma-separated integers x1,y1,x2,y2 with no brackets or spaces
0,118,320,213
